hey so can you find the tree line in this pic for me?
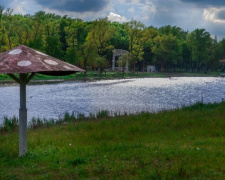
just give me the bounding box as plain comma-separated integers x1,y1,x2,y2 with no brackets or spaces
1,6,225,73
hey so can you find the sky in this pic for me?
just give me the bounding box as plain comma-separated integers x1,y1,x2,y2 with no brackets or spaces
1,0,225,41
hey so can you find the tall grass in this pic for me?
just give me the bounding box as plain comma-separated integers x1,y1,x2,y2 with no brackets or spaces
0,109,113,132
0,102,223,132
0,116,18,132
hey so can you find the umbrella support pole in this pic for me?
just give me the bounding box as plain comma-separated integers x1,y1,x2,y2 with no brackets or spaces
19,74,27,157
8,73,35,156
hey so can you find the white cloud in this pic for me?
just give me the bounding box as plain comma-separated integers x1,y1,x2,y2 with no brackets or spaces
138,1,156,21
107,12,128,23
203,7,225,24
9,0,43,15
112,0,156,23
143,1,156,14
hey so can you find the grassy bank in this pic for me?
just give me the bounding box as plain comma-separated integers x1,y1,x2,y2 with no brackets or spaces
0,71,222,84
1,102,225,179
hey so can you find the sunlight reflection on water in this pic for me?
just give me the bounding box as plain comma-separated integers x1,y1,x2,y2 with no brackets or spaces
0,77,225,124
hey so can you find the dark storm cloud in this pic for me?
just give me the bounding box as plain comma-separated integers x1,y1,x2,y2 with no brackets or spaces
180,0,225,7
150,0,187,27
217,10,225,20
35,0,108,12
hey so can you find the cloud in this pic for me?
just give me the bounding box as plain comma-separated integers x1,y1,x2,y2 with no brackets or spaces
0,0,113,21
217,9,225,20
115,0,156,23
107,12,128,23
35,0,109,12
203,7,225,24
180,0,225,7
0,0,43,15
147,0,194,27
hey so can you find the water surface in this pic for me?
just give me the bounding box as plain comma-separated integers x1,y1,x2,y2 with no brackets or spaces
0,77,224,125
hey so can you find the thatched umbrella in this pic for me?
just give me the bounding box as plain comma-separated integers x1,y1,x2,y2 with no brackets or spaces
0,45,85,156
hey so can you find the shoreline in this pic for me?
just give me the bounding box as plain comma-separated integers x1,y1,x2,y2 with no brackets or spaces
0,72,223,86
0,101,220,128
1,101,224,130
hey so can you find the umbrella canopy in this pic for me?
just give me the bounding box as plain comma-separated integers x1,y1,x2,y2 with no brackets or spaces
0,45,84,75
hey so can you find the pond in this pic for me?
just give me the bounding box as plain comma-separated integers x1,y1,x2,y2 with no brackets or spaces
0,77,225,125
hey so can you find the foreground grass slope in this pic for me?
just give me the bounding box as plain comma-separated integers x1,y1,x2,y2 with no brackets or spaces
1,102,225,179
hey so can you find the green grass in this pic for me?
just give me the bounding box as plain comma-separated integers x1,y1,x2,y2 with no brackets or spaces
1,102,225,179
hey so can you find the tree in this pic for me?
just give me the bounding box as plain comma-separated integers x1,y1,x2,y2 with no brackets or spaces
158,25,188,40
152,34,180,72
125,20,153,72
96,55,109,75
110,22,129,50
64,19,89,65
86,17,115,74
13,15,30,45
45,35,63,59
187,29,212,71
78,41,98,76
3,8,17,49
125,20,144,72
41,13,63,59
0,5,5,52
181,41,191,71
59,15,69,55
28,11,45,50
0,5,3,28
87,17,115,56
206,38,220,71
215,38,225,71
142,27,158,71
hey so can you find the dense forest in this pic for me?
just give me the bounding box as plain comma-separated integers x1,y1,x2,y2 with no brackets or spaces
1,6,225,73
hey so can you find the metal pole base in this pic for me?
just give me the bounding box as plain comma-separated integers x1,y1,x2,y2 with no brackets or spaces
19,108,27,156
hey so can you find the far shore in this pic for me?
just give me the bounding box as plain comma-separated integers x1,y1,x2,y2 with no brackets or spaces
0,71,224,86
